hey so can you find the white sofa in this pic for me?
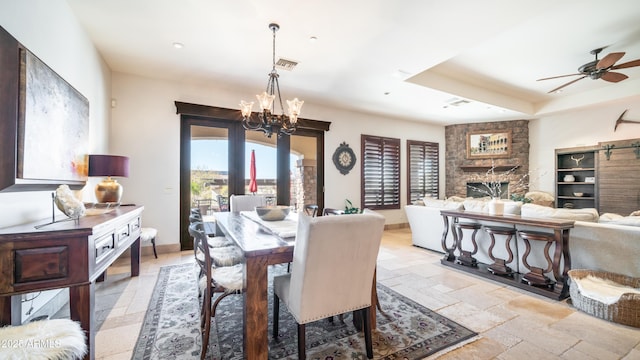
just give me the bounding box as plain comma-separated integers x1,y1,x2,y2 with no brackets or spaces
405,200,640,278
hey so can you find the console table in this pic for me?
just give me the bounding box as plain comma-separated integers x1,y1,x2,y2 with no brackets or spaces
439,209,574,300
0,205,144,360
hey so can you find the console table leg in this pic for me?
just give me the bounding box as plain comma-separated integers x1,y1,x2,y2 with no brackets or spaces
131,237,141,277
69,283,95,360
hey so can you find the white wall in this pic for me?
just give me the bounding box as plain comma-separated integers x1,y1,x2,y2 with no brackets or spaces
110,73,446,246
0,0,111,228
3,0,639,250
529,99,640,193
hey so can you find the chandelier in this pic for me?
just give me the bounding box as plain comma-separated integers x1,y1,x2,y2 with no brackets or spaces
240,23,303,138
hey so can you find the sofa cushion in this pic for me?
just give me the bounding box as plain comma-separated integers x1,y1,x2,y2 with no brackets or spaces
463,198,490,212
599,213,640,227
422,198,464,210
521,203,599,222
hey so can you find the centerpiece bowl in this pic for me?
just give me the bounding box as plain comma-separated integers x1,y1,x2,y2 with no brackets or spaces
255,205,290,221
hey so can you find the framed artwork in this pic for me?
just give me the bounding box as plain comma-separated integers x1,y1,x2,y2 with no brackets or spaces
12,47,89,190
466,130,512,159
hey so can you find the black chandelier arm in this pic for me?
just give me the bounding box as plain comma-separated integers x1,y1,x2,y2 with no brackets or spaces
242,112,266,130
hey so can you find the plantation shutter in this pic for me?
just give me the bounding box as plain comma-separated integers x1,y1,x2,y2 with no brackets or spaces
407,140,439,204
361,135,400,210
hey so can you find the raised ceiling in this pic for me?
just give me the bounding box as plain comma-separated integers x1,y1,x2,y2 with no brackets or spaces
66,0,640,125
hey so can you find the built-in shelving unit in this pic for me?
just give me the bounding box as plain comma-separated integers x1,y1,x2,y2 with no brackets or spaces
555,146,598,209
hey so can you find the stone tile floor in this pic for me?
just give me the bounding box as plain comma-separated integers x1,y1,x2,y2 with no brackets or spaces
93,228,640,359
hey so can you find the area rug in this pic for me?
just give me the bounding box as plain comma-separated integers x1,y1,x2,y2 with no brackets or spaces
132,263,478,359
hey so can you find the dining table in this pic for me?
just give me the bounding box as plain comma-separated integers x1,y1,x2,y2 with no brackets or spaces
211,211,380,359
211,211,295,359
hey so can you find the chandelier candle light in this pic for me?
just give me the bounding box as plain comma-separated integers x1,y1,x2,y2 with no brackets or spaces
240,23,303,138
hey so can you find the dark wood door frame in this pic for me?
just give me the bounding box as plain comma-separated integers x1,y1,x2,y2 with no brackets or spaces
177,102,329,250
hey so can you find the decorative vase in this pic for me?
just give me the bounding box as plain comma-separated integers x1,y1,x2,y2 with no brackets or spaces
488,198,504,216
563,174,575,182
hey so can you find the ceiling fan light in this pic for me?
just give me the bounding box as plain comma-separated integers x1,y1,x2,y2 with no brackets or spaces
256,91,275,111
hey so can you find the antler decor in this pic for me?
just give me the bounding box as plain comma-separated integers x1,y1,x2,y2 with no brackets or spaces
614,110,640,132
571,154,584,167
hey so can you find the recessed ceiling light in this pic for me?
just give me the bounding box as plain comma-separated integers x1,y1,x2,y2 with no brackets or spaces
173,42,184,49
309,36,318,42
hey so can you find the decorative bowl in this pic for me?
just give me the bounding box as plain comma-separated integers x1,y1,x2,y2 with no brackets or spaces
573,192,584,197
255,205,290,221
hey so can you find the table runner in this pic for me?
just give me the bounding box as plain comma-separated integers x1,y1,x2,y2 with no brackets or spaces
240,210,298,238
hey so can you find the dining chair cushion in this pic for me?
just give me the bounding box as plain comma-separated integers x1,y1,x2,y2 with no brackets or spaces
208,236,234,248
274,211,385,324
198,263,244,293
209,245,244,267
230,194,266,213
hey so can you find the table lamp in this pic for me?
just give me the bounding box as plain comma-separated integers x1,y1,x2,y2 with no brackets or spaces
88,154,129,203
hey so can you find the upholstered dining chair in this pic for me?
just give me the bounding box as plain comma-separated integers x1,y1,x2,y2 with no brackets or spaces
229,194,266,212
191,223,244,360
0,318,87,359
272,211,385,359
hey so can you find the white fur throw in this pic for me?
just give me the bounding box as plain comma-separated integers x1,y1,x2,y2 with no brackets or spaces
574,275,640,305
0,319,87,360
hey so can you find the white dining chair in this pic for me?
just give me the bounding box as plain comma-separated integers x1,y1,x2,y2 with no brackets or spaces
272,211,385,359
229,194,267,213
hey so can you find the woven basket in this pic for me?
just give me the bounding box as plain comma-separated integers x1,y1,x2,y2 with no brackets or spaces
568,269,640,328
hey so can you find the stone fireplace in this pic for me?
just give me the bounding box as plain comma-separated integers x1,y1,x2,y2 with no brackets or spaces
445,120,529,198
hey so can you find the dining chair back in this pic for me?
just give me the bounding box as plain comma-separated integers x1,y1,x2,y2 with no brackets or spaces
322,207,344,216
216,195,229,212
272,211,385,359
229,194,266,212
303,204,318,217
190,222,244,359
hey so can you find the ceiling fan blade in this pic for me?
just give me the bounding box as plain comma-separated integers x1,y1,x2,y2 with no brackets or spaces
536,73,582,81
547,75,587,93
611,59,640,70
601,71,628,83
597,52,625,69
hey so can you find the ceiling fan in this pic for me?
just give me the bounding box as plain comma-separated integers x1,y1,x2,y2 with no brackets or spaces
537,48,640,93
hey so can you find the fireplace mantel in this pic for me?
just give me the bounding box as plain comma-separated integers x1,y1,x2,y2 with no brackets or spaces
459,165,520,172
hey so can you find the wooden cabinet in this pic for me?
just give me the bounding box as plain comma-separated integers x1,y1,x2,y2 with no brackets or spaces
555,146,598,209
0,206,144,360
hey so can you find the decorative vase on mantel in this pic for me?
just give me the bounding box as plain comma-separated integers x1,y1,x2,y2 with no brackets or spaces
488,198,504,216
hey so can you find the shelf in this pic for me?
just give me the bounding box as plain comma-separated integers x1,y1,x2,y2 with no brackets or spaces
557,168,595,172
555,147,598,210
459,165,519,172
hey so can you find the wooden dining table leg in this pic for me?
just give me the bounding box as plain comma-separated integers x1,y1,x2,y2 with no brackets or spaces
243,256,269,359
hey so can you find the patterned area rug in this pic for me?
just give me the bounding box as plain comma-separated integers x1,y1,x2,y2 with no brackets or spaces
132,263,478,359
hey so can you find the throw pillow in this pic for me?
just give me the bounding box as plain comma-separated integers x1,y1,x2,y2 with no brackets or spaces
524,191,555,207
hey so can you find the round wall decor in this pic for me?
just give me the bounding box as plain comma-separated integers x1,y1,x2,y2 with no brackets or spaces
332,142,356,175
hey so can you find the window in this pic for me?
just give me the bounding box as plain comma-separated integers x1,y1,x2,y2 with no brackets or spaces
407,140,439,204
361,135,400,210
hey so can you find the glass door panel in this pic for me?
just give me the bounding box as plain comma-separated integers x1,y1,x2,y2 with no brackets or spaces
190,126,228,216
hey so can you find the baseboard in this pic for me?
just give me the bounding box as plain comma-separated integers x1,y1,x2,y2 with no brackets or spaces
385,222,409,230
141,243,181,257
